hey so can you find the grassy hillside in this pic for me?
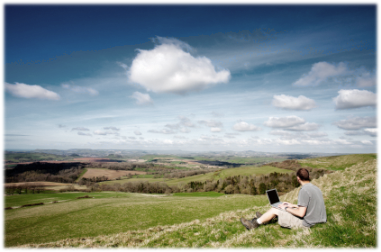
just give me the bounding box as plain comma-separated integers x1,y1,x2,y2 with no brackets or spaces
5,192,266,247
100,165,293,186
298,153,376,171
14,155,376,248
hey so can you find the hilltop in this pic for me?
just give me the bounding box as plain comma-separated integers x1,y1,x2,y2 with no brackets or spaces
9,154,376,248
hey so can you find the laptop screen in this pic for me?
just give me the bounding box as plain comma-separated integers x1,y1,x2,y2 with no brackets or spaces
267,189,280,204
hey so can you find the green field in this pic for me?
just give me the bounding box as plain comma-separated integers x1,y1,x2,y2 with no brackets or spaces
298,153,376,171
101,165,293,186
5,154,376,248
5,192,266,247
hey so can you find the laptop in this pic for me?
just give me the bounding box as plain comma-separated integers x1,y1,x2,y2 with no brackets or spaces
266,189,285,211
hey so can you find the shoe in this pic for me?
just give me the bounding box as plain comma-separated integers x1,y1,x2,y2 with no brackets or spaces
256,212,263,218
241,217,259,230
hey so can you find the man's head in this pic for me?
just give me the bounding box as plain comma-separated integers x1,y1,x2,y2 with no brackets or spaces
296,168,310,183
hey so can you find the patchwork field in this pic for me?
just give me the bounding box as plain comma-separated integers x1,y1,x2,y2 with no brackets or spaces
101,165,293,186
5,154,377,248
82,168,146,180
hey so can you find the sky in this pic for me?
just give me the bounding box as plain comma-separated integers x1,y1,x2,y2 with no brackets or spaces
4,4,377,153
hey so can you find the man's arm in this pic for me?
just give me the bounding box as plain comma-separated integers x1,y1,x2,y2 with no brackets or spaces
278,203,307,218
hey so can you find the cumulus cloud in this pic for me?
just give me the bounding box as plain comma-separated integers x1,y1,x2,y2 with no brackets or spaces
5,82,60,100
272,94,316,110
130,91,153,105
364,128,377,137
293,62,349,86
333,89,376,109
72,127,90,131
211,127,222,132
233,121,261,131
334,116,376,130
62,83,98,96
134,130,142,135
264,116,319,131
356,72,376,87
128,37,231,94
264,116,305,128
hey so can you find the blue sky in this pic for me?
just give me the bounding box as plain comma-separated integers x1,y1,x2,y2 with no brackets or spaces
4,4,377,153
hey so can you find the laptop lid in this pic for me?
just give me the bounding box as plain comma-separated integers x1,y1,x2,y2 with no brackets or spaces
266,189,281,205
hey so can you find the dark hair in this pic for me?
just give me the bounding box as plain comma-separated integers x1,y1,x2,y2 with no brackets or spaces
296,168,310,181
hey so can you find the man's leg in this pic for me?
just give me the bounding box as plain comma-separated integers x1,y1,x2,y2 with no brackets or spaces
241,208,280,230
257,208,279,224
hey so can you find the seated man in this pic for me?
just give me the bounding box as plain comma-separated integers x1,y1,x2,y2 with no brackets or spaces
240,168,327,230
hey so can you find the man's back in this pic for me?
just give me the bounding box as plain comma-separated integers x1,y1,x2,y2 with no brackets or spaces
298,183,327,227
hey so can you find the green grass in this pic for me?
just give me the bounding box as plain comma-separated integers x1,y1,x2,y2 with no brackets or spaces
173,192,225,197
101,165,292,186
7,154,376,248
298,153,376,171
75,168,88,181
5,192,267,247
5,191,117,208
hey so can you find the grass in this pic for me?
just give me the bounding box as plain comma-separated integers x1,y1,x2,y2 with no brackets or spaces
173,192,224,197
13,154,376,248
101,165,292,186
5,192,267,247
298,153,376,171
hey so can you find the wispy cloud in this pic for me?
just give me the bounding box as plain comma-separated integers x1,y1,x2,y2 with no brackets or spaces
62,83,99,96
5,82,60,100
293,62,349,86
130,91,153,105
334,116,376,130
72,127,90,131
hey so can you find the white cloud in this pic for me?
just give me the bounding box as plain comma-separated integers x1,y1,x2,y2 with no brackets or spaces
264,116,305,128
130,91,153,105
264,116,319,131
293,62,349,86
134,130,142,135
233,121,261,131
148,128,176,134
72,127,90,131
211,127,222,132
364,128,377,137
93,130,119,136
198,120,223,128
272,94,316,110
333,89,376,109
128,38,230,94
62,83,99,96
305,132,328,138
356,72,376,87
287,122,320,131
5,82,60,100
334,116,376,130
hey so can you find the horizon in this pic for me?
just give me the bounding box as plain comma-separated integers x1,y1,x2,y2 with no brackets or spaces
4,5,377,153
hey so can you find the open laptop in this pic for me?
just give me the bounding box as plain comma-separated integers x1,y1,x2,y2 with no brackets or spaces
266,189,285,211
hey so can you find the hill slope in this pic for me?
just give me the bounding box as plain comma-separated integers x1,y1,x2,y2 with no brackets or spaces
19,157,376,248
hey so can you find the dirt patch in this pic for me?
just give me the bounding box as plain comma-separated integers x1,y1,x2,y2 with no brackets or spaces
82,168,146,180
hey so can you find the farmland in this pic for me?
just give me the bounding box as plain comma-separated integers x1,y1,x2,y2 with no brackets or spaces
100,165,294,186
4,153,376,248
